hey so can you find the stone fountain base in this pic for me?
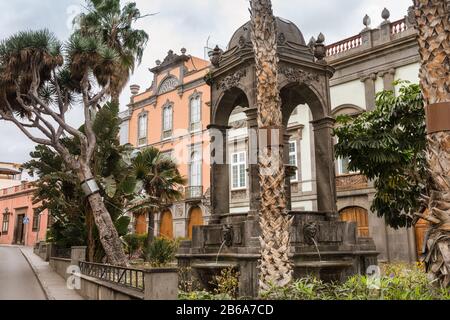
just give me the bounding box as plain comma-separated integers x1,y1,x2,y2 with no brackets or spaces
177,211,379,298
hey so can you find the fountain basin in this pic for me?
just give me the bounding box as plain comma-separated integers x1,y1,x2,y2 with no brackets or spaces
191,262,240,291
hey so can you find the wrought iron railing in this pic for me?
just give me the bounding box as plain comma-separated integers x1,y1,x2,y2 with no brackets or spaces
79,261,144,292
185,186,203,200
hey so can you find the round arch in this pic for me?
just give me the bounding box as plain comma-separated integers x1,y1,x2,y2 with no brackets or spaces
212,87,250,126
339,206,370,237
280,82,327,126
159,210,174,240
332,104,365,118
187,206,204,240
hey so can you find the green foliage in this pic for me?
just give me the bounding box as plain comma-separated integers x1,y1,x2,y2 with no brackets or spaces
74,0,149,99
334,81,427,228
261,263,449,300
123,233,147,258
24,103,135,259
181,264,450,300
211,267,240,299
144,237,179,267
178,290,233,301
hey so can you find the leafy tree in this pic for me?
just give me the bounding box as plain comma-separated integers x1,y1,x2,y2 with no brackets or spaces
74,0,149,103
0,1,147,265
334,82,427,229
131,147,185,250
25,103,135,262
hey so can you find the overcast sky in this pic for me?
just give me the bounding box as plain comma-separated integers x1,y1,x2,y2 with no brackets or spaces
0,0,412,164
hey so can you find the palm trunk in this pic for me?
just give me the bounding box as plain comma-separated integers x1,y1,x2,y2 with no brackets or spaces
145,208,156,253
413,0,450,287
250,0,293,292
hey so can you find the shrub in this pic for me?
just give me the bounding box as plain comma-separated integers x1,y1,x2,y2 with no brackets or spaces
144,237,178,267
211,267,240,299
123,233,147,259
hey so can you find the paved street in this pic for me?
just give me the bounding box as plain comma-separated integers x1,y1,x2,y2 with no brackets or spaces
0,246,46,300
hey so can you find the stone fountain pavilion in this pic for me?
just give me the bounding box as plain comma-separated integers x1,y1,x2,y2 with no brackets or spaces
177,17,378,298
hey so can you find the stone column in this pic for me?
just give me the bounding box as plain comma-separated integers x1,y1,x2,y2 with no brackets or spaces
283,133,292,211
244,108,260,219
70,246,86,266
360,73,377,111
311,117,338,218
379,68,396,92
207,124,230,224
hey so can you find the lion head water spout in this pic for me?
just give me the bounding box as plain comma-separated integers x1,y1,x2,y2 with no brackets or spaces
215,225,233,265
304,222,322,262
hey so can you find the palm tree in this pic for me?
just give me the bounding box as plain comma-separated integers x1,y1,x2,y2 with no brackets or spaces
412,0,450,288
132,147,185,250
249,0,293,292
74,0,149,103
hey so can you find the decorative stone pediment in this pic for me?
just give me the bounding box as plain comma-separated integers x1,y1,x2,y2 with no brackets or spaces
279,66,319,85
216,70,247,91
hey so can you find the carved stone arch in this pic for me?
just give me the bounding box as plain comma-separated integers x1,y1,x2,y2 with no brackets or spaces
157,75,179,95
212,87,250,127
332,104,365,118
280,82,328,126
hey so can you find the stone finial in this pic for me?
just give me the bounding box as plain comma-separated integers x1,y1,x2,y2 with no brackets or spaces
314,33,326,64
209,45,223,68
130,84,140,96
308,36,316,51
363,14,371,28
181,48,187,55
381,8,390,21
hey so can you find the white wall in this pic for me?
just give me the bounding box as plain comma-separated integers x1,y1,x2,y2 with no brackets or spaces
394,63,420,95
330,80,366,110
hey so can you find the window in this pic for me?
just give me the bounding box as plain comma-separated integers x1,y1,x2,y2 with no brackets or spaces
337,157,358,175
137,113,147,146
231,152,247,190
32,210,40,232
2,212,10,234
190,96,201,132
289,141,298,182
189,151,202,187
162,106,173,139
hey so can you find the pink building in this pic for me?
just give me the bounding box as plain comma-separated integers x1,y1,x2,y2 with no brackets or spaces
0,182,48,246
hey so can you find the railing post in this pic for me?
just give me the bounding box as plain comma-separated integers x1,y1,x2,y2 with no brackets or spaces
71,246,87,266
143,268,178,300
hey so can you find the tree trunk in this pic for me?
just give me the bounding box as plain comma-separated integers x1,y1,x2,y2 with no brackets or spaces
249,0,293,292
413,0,450,287
86,206,96,262
145,208,156,259
76,163,128,267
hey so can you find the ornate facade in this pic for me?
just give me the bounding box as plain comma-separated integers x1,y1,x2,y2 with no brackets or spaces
123,7,425,264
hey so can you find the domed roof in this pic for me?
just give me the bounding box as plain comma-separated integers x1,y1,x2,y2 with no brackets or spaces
228,17,306,49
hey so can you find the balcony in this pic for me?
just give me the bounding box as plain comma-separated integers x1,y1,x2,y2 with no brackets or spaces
336,173,368,191
185,186,203,202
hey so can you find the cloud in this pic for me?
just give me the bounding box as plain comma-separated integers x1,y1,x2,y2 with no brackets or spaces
0,0,413,164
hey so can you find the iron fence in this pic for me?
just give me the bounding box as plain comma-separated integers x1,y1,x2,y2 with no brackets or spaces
79,261,144,291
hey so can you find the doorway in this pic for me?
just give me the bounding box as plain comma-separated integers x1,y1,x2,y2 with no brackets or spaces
14,214,25,245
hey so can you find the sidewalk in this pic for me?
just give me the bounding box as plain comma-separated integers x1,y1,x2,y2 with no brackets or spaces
20,246,84,300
